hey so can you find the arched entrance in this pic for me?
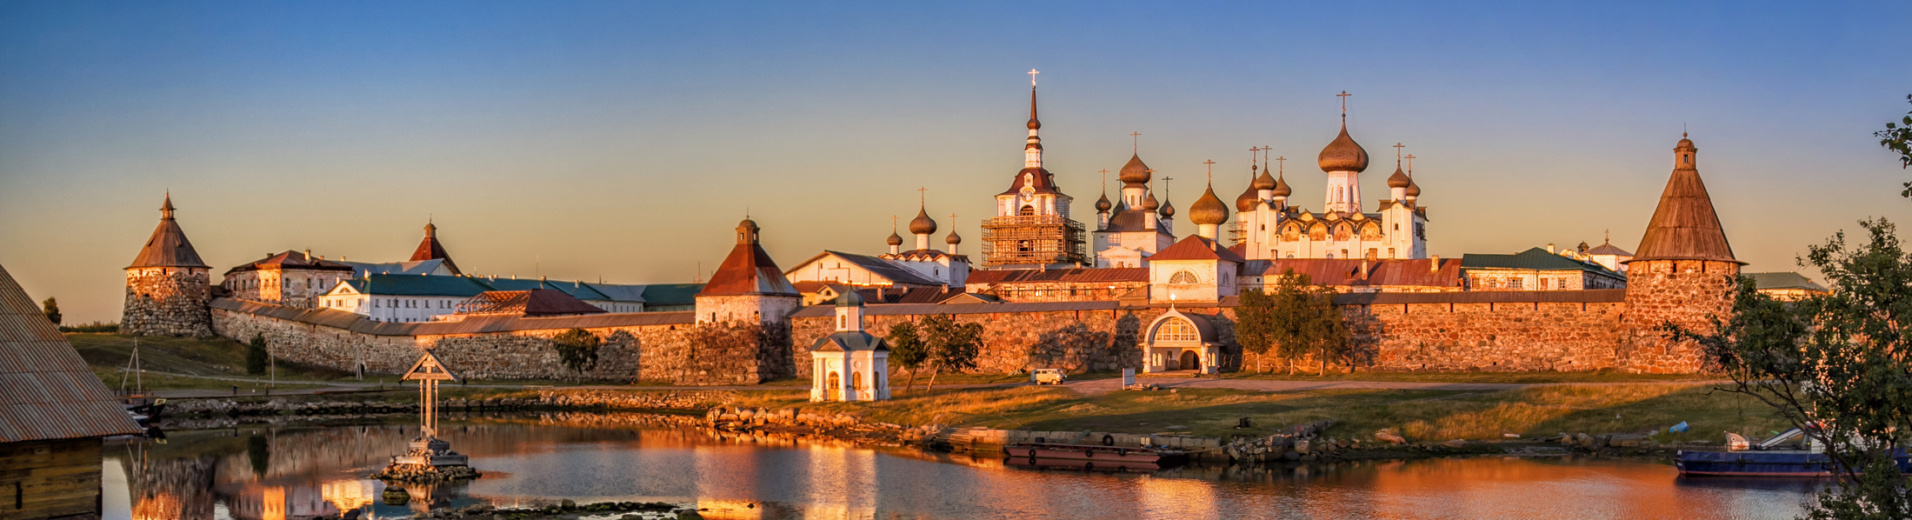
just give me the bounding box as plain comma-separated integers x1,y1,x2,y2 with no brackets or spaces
851,371,865,399
826,372,841,401
1178,351,1199,371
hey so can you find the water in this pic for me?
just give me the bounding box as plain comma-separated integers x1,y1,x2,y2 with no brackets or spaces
103,416,1819,519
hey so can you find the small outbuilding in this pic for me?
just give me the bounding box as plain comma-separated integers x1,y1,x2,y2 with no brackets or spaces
809,291,890,401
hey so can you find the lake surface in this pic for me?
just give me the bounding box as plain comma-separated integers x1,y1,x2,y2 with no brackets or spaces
102,416,1818,519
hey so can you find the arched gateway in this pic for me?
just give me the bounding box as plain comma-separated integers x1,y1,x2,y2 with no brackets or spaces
1142,308,1224,374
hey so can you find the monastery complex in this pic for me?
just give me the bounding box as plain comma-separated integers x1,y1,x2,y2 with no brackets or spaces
118,80,1779,389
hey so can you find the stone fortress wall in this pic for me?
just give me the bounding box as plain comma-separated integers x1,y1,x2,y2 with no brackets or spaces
209,299,786,385
211,282,1708,384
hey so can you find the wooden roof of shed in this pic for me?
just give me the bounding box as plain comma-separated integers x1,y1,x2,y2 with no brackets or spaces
0,264,145,443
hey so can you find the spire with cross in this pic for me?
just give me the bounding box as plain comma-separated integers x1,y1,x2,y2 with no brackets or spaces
1394,142,1405,165
1406,153,1416,176
1337,90,1351,122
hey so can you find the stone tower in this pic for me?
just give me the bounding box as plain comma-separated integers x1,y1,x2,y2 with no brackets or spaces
695,218,801,325
1622,135,1742,373
123,194,214,337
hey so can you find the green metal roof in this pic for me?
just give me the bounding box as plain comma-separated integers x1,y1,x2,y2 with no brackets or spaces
482,278,615,301
337,274,492,297
1747,272,1829,292
638,283,705,306
1461,247,1625,279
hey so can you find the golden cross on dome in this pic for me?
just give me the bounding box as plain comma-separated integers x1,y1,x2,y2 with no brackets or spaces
1099,168,1109,191
1405,153,1416,175
1276,155,1286,175
1202,159,1216,182
1130,132,1141,151
1337,90,1351,117
1394,142,1405,163
1029,69,1039,86
918,186,927,205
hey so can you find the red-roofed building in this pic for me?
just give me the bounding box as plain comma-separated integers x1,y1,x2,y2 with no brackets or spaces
1147,235,1244,304
410,221,463,275
223,250,356,308
965,267,1148,302
696,219,801,324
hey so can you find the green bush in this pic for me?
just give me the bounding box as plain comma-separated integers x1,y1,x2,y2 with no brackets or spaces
552,328,601,373
245,334,269,375
58,321,119,333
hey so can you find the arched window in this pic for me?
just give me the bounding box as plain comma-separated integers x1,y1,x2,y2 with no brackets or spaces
1019,205,1036,216
1308,224,1327,241
1333,224,1352,241
1169,270,1198,284
1153,319,1199,343
1360,224,1383,241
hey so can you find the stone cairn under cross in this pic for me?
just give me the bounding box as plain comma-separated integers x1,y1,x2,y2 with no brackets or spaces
371,351,479,483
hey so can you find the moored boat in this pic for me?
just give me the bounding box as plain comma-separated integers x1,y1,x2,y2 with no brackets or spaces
1676,427,1912,477
1003,442,1188,465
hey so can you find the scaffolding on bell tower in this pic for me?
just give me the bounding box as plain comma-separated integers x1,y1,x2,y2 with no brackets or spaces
980,215,1086,269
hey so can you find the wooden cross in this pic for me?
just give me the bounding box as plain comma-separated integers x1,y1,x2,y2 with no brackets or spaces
1029,69,1039,86
402,351,459,438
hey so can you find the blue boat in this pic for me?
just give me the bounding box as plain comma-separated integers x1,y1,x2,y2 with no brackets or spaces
1676,428,1912,477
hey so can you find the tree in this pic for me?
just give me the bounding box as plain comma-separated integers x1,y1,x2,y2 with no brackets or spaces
552,328,601,373
1267,271,1350,375
885,321,929,393
1679,218,1911,520
1234,287,1278,373
918,314,982,392
1879,94,1912,196
41,297,60,326
245,334,269,375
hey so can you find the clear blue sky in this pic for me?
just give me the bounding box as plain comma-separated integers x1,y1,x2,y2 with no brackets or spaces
3,1,1909,322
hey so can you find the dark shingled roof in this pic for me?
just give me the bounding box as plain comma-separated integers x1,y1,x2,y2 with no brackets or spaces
790,251,944,287
811,331,889,352
0,264,145,442
1463,247,1626,278
1630,147,1739,264
128,195,209,269
637,283,704,307
225,250,356,275
337,274,492,297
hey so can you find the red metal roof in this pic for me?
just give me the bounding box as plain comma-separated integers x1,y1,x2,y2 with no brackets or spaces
1243,258,1463,288
965,267,1148,285
0,263,145,442
698,242,798,297
225,250,356,274
456,289,608,317
1149,236,1246,263
409,223,462,275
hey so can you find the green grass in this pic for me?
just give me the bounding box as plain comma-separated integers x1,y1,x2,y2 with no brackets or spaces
66,333,354,381
756,383,1790,445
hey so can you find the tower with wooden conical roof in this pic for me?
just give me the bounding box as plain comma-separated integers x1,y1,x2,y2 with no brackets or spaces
981,71,1087,269
123,193,214,336
1623,134,1742,373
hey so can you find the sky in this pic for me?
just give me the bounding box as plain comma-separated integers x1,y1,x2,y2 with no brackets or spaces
2,1,1909,323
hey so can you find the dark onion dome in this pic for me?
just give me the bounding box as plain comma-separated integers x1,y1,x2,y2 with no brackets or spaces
1189,184,1231,226
1317,123,1369,173
945,230,962,245
835,288,865,307
1118,154,1152,185
1387,164,1412,188
1158,199,1176,219
1142,191,1160,211
908,207,938,235
1272,174,1293,198
1404,176,1421,198
887,231,904,246
1095,192,1113,212
1235,184,1260,212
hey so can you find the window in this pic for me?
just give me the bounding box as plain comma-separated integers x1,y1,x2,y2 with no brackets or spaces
1508,278,1523,290
1388,248,1396,259
1153,319,1199,342
1169,270,1199,284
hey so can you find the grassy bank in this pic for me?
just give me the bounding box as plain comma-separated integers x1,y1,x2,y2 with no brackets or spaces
738,383,1786,445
